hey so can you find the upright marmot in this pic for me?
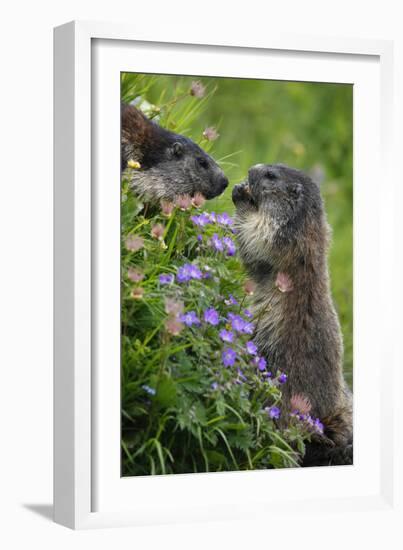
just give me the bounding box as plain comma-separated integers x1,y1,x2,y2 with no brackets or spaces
232,163,353,466
121,103,228,202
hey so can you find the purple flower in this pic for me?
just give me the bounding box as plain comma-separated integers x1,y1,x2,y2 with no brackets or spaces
254,356,267,371
227,313,254,334
142,385,156,396
209,212,217,222
190,213,211,227
278,373,288,384
245,341,258,355
217,212,234,226
177,263,202,283
204,308,219,326
180,311,201,327
197,234,203,242
243,309,252,318
228,313,246,332
159,273,174,285
266,406,281,419
222,348,237,367
219,329,234,343
177,265,191,283
242,322,255,335
314,418,324,434
224,294,238,306
211,382,219,391
223,236,236,256
210,233,224,252
227,244,236,257
188,264,203,279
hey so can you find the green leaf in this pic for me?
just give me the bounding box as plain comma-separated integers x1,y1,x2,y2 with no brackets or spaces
205,450,226,467
151,375,177,408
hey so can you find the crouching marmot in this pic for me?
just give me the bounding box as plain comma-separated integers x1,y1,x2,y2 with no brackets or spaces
232,163,353,467
121,103,228,202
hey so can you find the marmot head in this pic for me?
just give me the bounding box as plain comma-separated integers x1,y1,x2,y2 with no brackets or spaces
122,104,228,202
232,163,328,273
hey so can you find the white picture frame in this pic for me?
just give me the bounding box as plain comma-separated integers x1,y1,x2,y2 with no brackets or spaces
54,20,398,530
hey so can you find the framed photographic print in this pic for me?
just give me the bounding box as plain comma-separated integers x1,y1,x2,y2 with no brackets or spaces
54,21,398,530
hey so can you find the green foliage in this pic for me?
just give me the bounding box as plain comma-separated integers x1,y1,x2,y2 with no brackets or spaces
121,189,320,475
122,72,353,385
121,73,353,476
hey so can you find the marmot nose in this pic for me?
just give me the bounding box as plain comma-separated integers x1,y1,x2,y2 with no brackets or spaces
219,174,229,192
248,163,265,182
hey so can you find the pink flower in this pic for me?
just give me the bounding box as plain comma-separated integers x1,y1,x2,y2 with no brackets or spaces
275,272,294,293
202,127,219,141
244,279,256,295
176,195,192,211
151,223,165,241
131,287,144,300
165,317,184,336
290,394,312,414
160,200,175,217
164,297,184,317
125,235,144,252
191,193,206,208
127,267,144,282
190,80,206,98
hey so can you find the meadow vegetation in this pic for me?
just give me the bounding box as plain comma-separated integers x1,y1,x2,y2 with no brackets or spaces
121,73,353,475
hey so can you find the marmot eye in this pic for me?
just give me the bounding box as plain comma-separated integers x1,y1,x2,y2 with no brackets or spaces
172,142,184,157
265,170,277,180
197,157,209,169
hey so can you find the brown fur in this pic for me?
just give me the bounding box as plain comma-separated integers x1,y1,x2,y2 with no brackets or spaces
121,103,155,165
121,103,228,202
232,163,353,466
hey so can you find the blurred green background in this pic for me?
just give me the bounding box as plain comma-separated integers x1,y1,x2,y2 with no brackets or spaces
122,74,353,386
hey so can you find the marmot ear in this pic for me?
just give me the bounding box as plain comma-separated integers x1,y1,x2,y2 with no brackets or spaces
309,164,325,187
171,141,184,158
